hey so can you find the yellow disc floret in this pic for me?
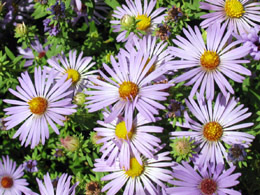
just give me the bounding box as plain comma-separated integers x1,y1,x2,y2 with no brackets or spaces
119,81,139,100
125,158,144,178
65,69,81,84
225,0,245,18
1,176,13,189
136,14,151,31
115,121,134,140
200,50,220,71
28,97,48,115
203,122,223,142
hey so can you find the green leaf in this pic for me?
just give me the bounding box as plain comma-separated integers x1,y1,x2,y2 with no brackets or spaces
5,47,15,60
105,0,120,9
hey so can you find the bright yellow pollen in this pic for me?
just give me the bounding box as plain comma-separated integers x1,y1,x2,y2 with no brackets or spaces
203,122,223,142
65,69,80,84
136,14,151,31
119,81,139,100
1,176,13,189
125,158,144,178
28,97,48,115
200,50,220,71
225,0,245,18
115,121,134,140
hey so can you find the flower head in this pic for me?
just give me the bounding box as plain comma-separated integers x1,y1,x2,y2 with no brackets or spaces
60,136,80,152
165,99,185,118
200,0,260,34
167,161,241,195
111,0,166,42
3,67,76,148
43,18,60,36
156,23,171,41
0,155,33,195
36,173,79,195
47,50,97,94
93,152,173,195
171,93,254,168
86,50,170,131
167,23,251,99
85,181,101,195
95,111,163,169
23,160,38,173
49,1,66,19
228,144,247,163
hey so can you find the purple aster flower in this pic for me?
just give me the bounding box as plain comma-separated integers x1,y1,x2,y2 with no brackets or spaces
166,99,185,118
167,161,241,195
167,23,251,100
23,160,38,173
165,6,183,22
36,173,79,195
86,50,171,131
71,0,109,25
54,149,64,157
156,23,172,41
43,18,60,36
95,111,163,170
110,0,166,42
49,1,65,19
200,0,260,35
3,67,76,148
171,93,254,168
0,155,34,195
47,50,98,94
18,39,50,67
228,144,247,163
120,35,174,81
93,152,174,195
234,25,260,60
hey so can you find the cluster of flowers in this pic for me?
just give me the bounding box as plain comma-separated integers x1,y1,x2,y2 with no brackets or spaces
1,0,260,194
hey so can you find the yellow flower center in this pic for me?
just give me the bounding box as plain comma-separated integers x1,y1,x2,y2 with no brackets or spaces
225,0,245,18
115,121,134,140
200,50,220,71
1,176,13,189
125,158,144,178
28,97,48,115
119,81,139,100
136,14,151,31
203,122,223,142
65,69,81,84
143,58,156,75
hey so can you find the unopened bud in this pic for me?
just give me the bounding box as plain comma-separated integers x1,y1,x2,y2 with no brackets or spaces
15,22,27,37
74,92,86,106
60,136,79,152
120,14,135,29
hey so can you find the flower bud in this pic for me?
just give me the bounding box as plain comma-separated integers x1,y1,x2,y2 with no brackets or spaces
120,14,135,29
60,136,79,152
74,92,86,106
15,22,27,37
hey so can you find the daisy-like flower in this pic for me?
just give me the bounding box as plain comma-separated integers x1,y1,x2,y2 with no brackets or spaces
200,0,260,34
234,25,260,60
47,50,97,94
3,67,76,148
71,0,110,25
23,160,38,173
36,173,79,195
93,152,173,195
111,0,166,42
18,39,50,67
167,161,241,195
86,50,170,131
120,35,174,81
167,23,251,100
171,93,254,168
95,111,163,170
0,155,33,195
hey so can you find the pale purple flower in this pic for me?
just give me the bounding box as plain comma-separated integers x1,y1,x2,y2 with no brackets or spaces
36,173,79,195
200,0,260,35
228,144,247,163
86,50,170,131
18,39,50,67
49,1,66,19
23,160,38,173
234,25,260,60
0,155,33,195
95,111,163,170
3,67,76,148
71,0,109,25
93,152,173,195
47,50,98,94
167,161,241,195
120,35,174,81
171,93,254,168
43,18,60,36
111,0,166,42
167,23,251,100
